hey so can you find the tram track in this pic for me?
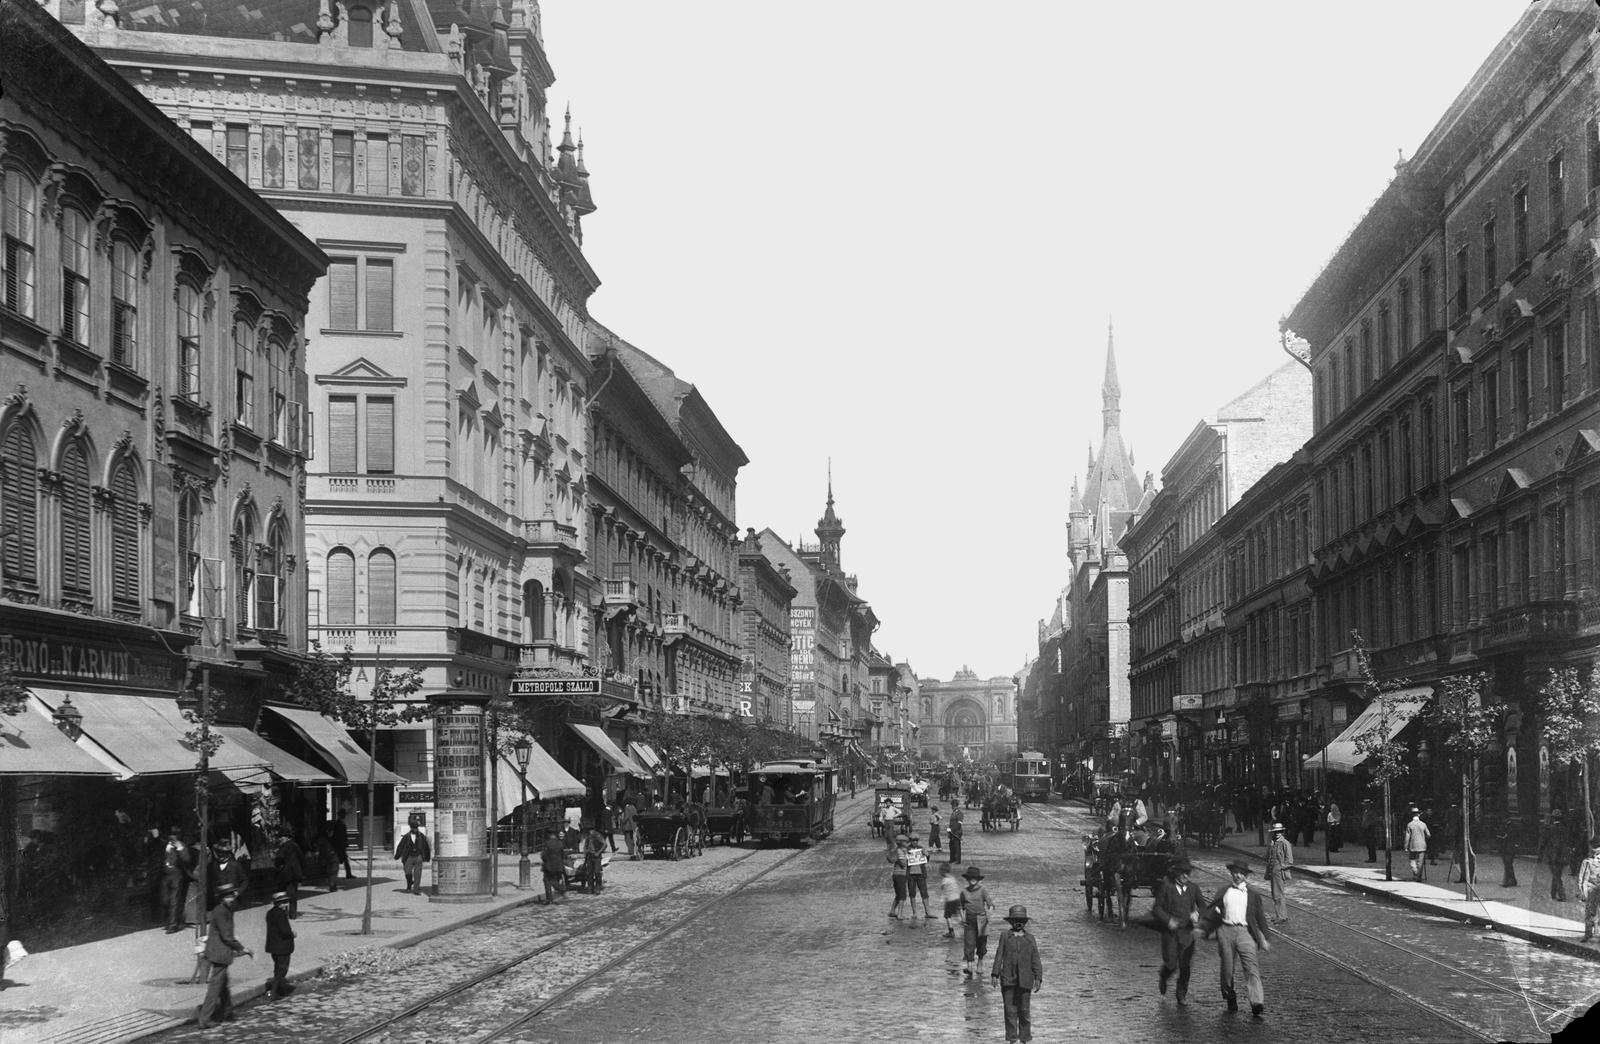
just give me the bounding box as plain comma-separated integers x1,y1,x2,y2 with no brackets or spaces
1027,799,1577,1039
330,798,873,1044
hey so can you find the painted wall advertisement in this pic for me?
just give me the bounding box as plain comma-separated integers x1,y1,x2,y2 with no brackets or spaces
789,607,815,684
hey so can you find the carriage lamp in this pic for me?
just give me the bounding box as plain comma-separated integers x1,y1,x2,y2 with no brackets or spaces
51,695,83,741
1486,736,1504,759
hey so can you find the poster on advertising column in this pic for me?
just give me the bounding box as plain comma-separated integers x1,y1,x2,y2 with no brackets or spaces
433,708,485,860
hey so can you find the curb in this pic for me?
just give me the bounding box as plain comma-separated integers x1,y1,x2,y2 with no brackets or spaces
1209,840,1600,965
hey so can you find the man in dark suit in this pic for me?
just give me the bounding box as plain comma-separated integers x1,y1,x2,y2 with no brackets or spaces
1207,859,1272,1017
1153,858,1204,1004
197,885,251,1027
393,821,430,895
208,839,248,907
990,905,1043,1044
273,833,306,918
265,890,295,998
161,828,195,933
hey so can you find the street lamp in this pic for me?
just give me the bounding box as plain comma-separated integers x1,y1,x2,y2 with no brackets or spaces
514,736,533,889
176,669,212,972
50,695,83,741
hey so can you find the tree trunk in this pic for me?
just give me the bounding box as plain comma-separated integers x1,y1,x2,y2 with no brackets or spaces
1,775,14,980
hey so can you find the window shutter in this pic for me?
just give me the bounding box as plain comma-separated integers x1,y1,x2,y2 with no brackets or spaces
368,550,397,625
1,425,37,586
201,557,224,620
256,573,280,632
328,396,357,474
328,260,358,328
366,397,394,474
111,463,140,610
365,259,393,331
59,445,91,601
327,549,355,625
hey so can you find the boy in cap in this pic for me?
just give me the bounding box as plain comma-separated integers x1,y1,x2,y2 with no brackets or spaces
959,865,994,978
887,834,910,919
265,890,295,999
1207,859,1271,1018
991,905,1042,1043
1153,858,1204,1004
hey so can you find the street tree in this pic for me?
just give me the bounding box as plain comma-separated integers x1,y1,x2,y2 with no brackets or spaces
286,642,426,934
1420,671,1496,900
1539,664,1600,846
0,652,27,980
1352,634,1413,882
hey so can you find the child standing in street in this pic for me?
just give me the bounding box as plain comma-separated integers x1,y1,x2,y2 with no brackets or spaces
905,835,931,920
929,805,943,851
991,905,1043,1044
959,865,994,978
939,862,962,937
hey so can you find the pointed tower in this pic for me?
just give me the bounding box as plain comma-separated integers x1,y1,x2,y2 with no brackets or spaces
1102,318,1121,433
573,130,597,215
815,462,846,573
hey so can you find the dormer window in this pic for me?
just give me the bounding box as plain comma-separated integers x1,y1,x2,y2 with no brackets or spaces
349,6,374,48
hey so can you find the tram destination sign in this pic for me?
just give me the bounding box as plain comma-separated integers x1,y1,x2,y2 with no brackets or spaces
510,677,600,696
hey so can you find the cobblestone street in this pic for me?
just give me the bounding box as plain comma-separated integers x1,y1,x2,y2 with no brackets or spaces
128,796,1594,1044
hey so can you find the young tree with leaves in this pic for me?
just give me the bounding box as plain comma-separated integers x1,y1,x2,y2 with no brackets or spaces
1540,665,1600,849
1421,672,1497,900
1352,635,1413,882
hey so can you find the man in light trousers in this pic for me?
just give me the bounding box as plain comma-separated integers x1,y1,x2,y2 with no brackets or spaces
1207,859,1272,1018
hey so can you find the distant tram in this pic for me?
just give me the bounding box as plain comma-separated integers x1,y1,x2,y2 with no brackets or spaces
1005,751,1052,802
745,759,837,845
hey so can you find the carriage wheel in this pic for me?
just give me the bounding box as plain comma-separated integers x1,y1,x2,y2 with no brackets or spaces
671,827,687,861
1083,879,1093,911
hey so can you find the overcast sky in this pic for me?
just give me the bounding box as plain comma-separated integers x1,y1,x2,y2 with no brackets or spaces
540,1,1530,683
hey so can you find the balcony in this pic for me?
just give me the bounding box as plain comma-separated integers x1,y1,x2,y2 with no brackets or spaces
662,612,689,635
1325,647,1363,684
602,578,639,607
1479,602,1579,651
1371,636,1448,676
521,519,581,555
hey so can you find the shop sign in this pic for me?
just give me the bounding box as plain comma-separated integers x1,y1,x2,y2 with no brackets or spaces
511,677,599,696
600,679,635,702
1160,720,1177,739
1173,694,1203,712
1275,701,1302,720
0,632,185,690
397,790,435,804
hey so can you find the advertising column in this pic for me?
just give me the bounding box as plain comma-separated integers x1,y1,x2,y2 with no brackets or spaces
429,694,491,902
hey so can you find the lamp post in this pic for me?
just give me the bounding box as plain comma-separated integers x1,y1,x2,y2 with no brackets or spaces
514,736,532,889
1320,723,1330,866
176,669,211,972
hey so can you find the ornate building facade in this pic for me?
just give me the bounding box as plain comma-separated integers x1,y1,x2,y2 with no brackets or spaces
737,527,795,726
916,667,1018,763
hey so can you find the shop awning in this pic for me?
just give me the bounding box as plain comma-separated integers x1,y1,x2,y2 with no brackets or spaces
29,690,269,779
689,764,729,778
1303,687,1431,774
629,742,663,774
497,742,585,815
214,727,337,784
568,723,646,776
262,704,407,784
0,696,118,776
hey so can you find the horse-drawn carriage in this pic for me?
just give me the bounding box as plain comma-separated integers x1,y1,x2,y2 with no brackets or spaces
703,804,746,845
635,810,701,860
980,790,1020,831
872,785,912,838
1081,824,1184,926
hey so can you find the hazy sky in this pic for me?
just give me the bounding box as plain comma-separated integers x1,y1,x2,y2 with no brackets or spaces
540,1,1529,682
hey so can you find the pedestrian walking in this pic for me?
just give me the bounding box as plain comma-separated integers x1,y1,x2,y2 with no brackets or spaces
1565,807,1586,880
582,824,606,894
273,833,305,919
331,807,355,880
161,828,194,933
264,890,295,999
1403,808,1431,882
1325,800,1343,852
929,805,943,851
1153,858,1203,1005
393,820,430,895
619,798,638,861
1265,822,1293,923
196,885,252,1027
991,905,1042,1043
1495,814,1519,888
600,801,617,854
1205,858,1271,1017
540,830,566,904
938,862,962,937
948,807,964,866
1542,813,1569,902
1361,799,1380,862
959,865,994,978
887,834,910,919
905,835,932,920
1578,838,1600,942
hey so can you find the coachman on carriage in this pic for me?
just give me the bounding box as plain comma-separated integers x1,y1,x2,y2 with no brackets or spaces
1081,812,1185,926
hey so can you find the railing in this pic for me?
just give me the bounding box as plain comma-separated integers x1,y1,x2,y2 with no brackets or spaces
602,578,638,604
523,519,580,549
662,612,689,634
328,477,358,493
1480,603,1579,649
1371,636,1446,675
1325,647,1362,683
366,477,396,493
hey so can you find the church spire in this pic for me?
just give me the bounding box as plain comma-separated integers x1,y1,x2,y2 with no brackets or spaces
1102,318,1121,433
816,461,846,572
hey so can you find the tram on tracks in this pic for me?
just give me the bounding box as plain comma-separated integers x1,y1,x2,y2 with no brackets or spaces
1002,751,1052,802
745,759,837,845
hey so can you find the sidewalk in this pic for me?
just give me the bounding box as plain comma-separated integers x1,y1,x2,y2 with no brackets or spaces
1208,828,1599,962
3,853,558,1044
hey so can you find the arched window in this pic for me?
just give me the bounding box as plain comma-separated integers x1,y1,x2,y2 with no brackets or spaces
233,318,255,429
233,512,255,634
257,520,286,632
2,169,38,317
368,549,396,625
110,458,140,615
326,548,355,626
523,579,545,641
111,240,139,368
58,442,92,607
60,208,91,343
348,5,374,47
177,489,201,617
0,423,38,595
177,283,201,399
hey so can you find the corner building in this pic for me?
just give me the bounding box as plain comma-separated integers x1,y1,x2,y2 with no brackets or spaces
1284,0,1600,825
62,1,605,843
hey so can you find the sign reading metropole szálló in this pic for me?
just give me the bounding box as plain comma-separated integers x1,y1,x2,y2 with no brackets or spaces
432,705,489,898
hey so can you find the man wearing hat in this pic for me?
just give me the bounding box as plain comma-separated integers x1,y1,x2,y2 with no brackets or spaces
991,905,1043,1043
1152,858,1204,1004
1207,859,1271,1017
1577,837,1600,942
265,890,296,999
161,827,195,934
1403,807,1431,883
197,885,252,1027
208,838,248,907
959,866,995,978
1265,822,1293,924
1360,799,1380,863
